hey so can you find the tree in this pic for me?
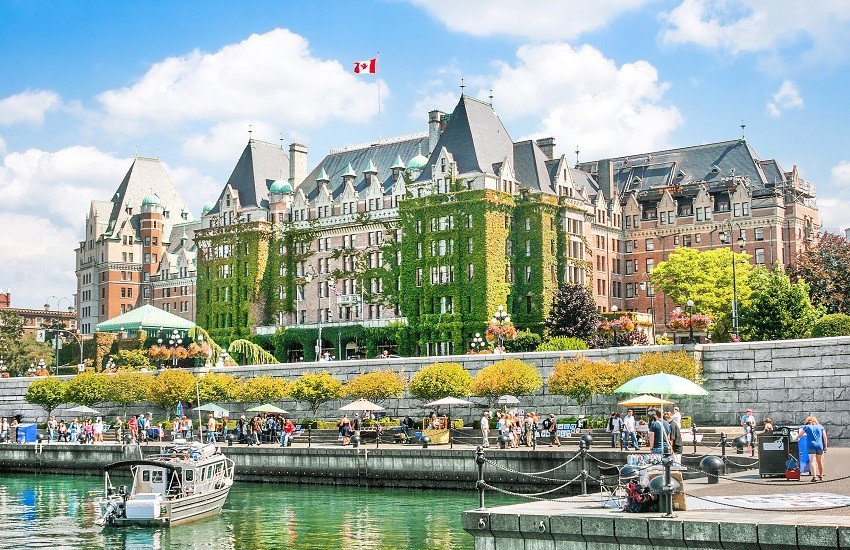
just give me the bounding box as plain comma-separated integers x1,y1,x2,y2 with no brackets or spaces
409,362,472,401
629,351,701,382
545,283,600,341
811,313,850,338
111,349,153,370
0,309,24,350
790,233,850,315
228,339,277,365
505,330,541,353
344,370,407,404
65,371,110,407
25,377,67,417
471,359,542,407
738,267,823,341
536,337,588,352
548,357,621,411
651,247,752,340
288,372,344,417
197,372,244,403
148,369,196,418
2,333,53,377
109,370,153,416
241,375,289,403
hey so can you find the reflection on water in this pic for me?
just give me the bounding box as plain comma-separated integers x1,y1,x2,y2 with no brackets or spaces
0,474,519,549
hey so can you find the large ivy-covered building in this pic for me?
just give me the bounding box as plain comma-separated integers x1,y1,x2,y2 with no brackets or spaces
193,94,818,358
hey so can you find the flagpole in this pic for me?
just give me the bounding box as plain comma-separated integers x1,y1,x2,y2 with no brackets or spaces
376,51,381,140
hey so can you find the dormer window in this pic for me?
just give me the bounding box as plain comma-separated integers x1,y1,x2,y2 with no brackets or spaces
711,165,721,174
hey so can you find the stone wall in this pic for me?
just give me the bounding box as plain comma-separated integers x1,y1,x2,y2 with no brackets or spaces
3,336,849,444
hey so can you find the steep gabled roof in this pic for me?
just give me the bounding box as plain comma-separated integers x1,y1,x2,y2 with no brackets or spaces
513,140,556,194
416,96,514,182
298,135,428,201
106,157,190,237
208,139,289,214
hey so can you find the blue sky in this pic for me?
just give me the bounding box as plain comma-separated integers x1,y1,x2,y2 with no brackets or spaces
3,0,850,309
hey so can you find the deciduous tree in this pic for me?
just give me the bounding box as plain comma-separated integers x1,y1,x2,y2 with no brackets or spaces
471,359,542,407
288,371,344,416
109,370,153,416
738,267,822,341
197,372,244,403
789,233,850,315
545,283,600,340
344,370,406,404
548,357,620,411
148,369,196,418
409,362,472,401
65,371,111,407
25,377,67,417
241,375,289,404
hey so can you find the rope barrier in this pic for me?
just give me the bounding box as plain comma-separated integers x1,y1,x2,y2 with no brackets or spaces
479,474,584,500
483,457,584,483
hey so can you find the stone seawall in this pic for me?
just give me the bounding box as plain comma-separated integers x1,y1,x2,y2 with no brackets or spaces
3,337,849,444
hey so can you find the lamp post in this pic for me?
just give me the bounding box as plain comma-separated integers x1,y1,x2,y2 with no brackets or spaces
719,220,746,341
304,267,335,361
639,279,655,344
491,305,510,351
686,300,696,345
470,333,484,352
37,358,45,374
168,329,183,368
44,296,73,375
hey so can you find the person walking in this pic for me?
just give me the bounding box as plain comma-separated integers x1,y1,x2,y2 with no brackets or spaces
740,408,756,453
671,406,682,428
543,413,560,447
609,413,623,448
282,418,296,447
47,415,58,443
647,409,669,457
664,411,683,465
623,410,639,450
480,411,491,448
207,413,218,443
795,416,828,481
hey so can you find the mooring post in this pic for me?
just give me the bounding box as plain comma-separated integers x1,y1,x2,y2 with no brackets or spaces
692,424,698,455
720,432,728,473
476,445,486,509
662,446,674,517
579,439,588,496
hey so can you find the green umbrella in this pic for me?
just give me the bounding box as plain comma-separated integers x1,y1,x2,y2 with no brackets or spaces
615,372,708,397
246,404,289,414
196,403,230,415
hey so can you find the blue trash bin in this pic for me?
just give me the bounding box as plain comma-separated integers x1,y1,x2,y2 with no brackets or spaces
16,423,38,443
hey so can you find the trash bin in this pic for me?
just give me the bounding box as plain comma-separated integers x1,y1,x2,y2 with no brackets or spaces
15,423,38,444
758,428,798,478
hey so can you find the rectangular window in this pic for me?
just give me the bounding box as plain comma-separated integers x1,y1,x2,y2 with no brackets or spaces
755,227,764,241
734,203,741,217
645,238,654,251
625,216,631,229
755,249,765,264
416,268,422,287
742,202,750,216
626,283,634,298
695,234,702,243
525,240,531,257
625,240,633,253
673,235,679,246
467,263,474,282
525,265,532,284
625,260,634,275
668,212,674,224
683,235,692,247
646,259,655,273
696,208,703,221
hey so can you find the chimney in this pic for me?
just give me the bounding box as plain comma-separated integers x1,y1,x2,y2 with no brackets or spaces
536,137,556,160
288,143,308,186
597,159,615,200
428,110,445,155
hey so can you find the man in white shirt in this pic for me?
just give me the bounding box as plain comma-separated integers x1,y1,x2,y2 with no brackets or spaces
480,411,490,447
671,406,682,428
741,408,756,452
623,409,639,450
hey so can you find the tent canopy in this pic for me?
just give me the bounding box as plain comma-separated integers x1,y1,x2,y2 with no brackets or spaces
340,398,385,412
246,404,288,414
96,304,195,334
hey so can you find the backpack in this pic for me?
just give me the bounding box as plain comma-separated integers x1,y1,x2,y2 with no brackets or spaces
542,418,552,430
623,480,657,513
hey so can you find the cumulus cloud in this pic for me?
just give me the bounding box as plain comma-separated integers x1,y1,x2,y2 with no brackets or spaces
488,43,682,159
407,0,650,41
661,0,850,67
767,80,803,117
832,161,850,184
0,90,61,126
816,161,850,233
96,29,384,136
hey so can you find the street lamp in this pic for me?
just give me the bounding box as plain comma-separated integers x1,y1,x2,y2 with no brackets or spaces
686,300,696,345
719,220,746,341
37,358,45,374
470,333,485,352
639,279,655,344
304,267,335,361
491,305,510,351
610,305,619,347
168,329,184,368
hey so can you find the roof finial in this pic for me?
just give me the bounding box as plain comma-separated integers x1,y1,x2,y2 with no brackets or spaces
460,78,465,97
135,145,139,158
280,133,284,150
575,146,580,166
249,124,253,142
156,146,160,159
740,120,746,142
489,89,493,106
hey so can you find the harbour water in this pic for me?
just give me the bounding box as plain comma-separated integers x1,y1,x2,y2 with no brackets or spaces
0,473,517,549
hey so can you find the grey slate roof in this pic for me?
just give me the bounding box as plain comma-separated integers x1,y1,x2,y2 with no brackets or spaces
416,96,515,183
513,140,556,195
299,135,429,200
105,157,191,238
208,139,289,214
578,139,784,196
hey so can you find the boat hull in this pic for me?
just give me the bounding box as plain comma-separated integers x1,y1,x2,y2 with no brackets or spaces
103,482,231,527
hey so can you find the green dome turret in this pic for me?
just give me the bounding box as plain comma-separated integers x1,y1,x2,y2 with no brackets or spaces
269,179,293,194
141,193,161,207
407,147,429,171
201,201,215,215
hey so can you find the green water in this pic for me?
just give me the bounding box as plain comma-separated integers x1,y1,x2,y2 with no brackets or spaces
0,474,518,549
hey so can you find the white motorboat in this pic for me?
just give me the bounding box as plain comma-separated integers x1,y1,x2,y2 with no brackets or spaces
98,441,234,526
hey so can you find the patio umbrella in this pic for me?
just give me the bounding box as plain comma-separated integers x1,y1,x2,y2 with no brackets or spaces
196,403,230,416
424,397,475,448
340,398,385,412
615,372,708,413
66,405,101,416
497,395,519,405
617,394,674,407
246,404,288,414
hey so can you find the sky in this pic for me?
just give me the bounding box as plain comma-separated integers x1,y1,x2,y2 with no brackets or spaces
3,0,850,310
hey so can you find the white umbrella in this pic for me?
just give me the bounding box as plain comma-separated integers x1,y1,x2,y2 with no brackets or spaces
424,397,474,448
340,398,385,412
66,405,101,416
497,395,519,405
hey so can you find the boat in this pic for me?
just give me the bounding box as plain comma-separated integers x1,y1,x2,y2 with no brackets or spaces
98,440,234,526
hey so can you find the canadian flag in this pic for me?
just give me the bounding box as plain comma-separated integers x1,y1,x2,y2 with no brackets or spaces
353,57,377,74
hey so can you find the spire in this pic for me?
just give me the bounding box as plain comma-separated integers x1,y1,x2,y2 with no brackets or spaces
575,146,580,167
364,159,377,174
740,120,746,142
460,78,465,97
391,154,405,170
316,166,330,183
342,163,357,178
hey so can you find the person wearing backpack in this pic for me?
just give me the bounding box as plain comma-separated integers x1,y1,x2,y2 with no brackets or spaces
543,413,560,447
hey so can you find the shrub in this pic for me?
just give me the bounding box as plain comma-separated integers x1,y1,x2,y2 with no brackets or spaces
505,330,542,353
810,313,850,338
344,370,406,403
471,359,542,406
547,357,621,407
629,350,702,382
536,336,588,352
409,362,472,401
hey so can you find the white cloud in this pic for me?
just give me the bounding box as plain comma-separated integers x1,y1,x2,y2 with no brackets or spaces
406,0,650,41
0,212,79,309
182,120,279,164
488,43,682,159
0,90,61,126
96,29,384,136
661,0,850,65
817,161,850,233
0,135,6,156
767,80,803,118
